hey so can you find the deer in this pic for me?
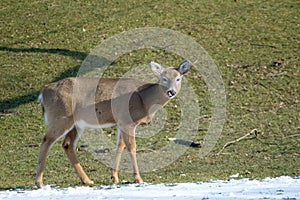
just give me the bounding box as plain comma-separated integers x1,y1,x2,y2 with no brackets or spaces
35,60,190,188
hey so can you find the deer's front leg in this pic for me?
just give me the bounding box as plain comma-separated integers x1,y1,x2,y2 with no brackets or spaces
112,128,125,184
122,128,143,184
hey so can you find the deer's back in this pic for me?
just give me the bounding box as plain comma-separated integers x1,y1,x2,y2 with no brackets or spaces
41,77,148,116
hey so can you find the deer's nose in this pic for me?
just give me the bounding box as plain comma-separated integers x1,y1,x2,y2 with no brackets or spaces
167,89,176,98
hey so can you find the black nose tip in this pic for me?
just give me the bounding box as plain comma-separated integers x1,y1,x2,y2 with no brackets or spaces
167,90,176,98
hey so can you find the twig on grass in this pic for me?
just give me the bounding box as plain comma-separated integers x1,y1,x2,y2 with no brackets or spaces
250,43,277,48
216,129,260,155
0,112,16,116
0,110,17,116
284,134,300,139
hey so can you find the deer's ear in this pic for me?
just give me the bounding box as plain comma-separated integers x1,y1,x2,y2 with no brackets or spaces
177,60,190,75
150,61,164,76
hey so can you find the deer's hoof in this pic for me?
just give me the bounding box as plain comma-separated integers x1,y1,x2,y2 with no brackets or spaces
111,176,119,184
134,177,144,184
82,179,94,186
35,180,44,188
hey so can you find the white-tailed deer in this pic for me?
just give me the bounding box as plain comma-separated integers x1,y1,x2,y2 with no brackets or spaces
35,61,190,188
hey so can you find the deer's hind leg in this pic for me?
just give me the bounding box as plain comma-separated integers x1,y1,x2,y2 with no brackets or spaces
36,117,74,188
62,126,94,185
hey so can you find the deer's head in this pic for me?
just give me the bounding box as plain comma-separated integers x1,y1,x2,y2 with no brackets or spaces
150,61,190,99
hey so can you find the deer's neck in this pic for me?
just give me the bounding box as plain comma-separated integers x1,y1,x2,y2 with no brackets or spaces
138,83,169,114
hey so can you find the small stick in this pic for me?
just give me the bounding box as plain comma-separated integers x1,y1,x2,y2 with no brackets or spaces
216,129,259,155
284,134,300,139
0,113,14,116
250,43,277,48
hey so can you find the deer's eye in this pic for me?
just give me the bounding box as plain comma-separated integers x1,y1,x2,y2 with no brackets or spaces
176,77,181,82
162,77,168,82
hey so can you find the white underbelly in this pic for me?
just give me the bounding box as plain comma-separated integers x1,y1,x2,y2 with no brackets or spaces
76,120,116,130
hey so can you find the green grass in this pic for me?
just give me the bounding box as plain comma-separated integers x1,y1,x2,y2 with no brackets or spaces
1,0,299,189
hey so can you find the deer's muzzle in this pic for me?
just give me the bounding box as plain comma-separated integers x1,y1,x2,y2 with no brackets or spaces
167,89,176,98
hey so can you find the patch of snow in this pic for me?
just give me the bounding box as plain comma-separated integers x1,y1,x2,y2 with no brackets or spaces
229,173,239,178
0,176,299,200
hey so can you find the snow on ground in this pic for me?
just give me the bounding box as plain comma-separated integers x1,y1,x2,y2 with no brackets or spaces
1,176,299,200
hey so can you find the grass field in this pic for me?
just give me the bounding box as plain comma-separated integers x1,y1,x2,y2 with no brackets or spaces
1,0,299,189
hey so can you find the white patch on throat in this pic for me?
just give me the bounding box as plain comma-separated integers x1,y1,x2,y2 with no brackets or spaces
44,111,49,125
